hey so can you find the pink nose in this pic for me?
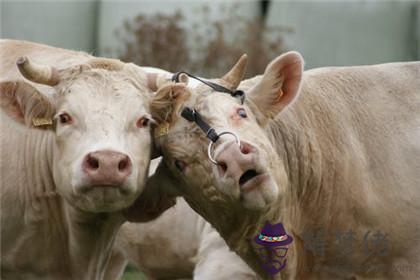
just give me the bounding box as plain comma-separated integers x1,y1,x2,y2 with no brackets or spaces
82,150,132,186
215,141,257,182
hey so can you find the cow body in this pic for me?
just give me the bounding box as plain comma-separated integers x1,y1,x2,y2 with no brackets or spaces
149,56,420,279
0,40,163,279
241,63,420,278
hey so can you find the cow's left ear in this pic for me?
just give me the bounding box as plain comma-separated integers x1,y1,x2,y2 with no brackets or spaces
247,51,304,124
0,81,55,129
150,80,191,124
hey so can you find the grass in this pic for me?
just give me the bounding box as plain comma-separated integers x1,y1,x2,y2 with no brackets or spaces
121,264,147,280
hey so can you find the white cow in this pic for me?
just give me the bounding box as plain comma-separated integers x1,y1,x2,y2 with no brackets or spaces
0,39,172,279
147,53,420,279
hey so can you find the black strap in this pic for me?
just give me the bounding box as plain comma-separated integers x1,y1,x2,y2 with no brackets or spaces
173,71,246,143
172,71,245,104
181,107,219,143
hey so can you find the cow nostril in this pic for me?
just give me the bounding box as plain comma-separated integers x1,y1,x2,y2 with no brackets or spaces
118,157,130,172
87,155,99,170
240,142,253,155
217,162,227,176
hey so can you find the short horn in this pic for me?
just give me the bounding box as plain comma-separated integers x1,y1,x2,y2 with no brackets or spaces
221,54,248,89
16,57,59,86
147,73,174,91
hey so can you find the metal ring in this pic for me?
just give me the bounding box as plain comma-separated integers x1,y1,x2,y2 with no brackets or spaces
207,131,241,165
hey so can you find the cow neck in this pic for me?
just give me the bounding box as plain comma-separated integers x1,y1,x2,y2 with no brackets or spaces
266,116,303,192
22,128,61,223
23,128,124,279
64,205,124,279
206,110,324,279
18,127,72,275
265,98,328,232
183,181,279,278
224,207,279,278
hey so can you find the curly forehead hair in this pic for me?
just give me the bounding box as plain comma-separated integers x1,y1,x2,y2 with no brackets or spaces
150,83,192,124
56,62,150,99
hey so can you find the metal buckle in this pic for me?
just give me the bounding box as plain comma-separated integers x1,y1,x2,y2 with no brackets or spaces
207,131,240,165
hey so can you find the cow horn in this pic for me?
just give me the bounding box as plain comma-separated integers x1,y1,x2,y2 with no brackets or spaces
16,57,60,86
147,73,174,92
221,54,248,89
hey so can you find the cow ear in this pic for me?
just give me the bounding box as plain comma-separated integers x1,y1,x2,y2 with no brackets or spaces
146,72,188,92
247,51,304,124
0,81,55,129
150,82,190,159
150,81,191,124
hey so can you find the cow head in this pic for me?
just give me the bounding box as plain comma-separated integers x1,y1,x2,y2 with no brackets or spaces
150,52,304,212
0,57,160,212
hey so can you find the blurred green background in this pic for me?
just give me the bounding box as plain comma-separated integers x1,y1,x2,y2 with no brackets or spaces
121,265,146,280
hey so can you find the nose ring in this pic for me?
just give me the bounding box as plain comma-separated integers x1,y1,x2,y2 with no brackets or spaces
207,131,240,165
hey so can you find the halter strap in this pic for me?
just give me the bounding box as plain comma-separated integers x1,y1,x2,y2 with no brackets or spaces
180,107,219,143
172,71,245,104
172,71,245,144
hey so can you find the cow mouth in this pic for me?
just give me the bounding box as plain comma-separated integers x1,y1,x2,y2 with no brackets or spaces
79,183,129,194
239,169,259,185
91,184,120,188
239,169,267,192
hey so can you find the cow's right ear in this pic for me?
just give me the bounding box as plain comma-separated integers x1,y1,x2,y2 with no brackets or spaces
150,79,190,159
247,52,304,125
150,81,191,124
0,81,55,129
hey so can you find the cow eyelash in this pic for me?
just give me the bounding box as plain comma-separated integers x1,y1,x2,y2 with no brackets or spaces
237,108,247,118
174,159,187,173
58,112,72,124
136,116,151,128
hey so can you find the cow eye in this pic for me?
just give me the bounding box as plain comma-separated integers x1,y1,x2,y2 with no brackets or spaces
174,159,187,173
58,113,72,124
237,108,247,118
136,117,150,128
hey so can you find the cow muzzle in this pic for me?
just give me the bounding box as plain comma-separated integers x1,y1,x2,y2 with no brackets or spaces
82,149,132,188
214,140,267,192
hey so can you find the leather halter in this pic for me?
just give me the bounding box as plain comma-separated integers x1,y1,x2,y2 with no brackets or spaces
172,71,245,144
171,71,244,164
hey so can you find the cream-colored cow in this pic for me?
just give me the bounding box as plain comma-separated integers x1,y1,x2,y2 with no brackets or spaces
147,53,420,279
0,40,172,279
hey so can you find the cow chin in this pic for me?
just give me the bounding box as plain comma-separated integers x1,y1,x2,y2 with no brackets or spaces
240,177,279,210
217,175,279,211
54,162,144,212
70,185,139,213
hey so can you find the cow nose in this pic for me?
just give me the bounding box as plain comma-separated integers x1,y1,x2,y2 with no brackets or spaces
82,150,132,185
215,141,257,181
